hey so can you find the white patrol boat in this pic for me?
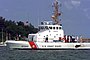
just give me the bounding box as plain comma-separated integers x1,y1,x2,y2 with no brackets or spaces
6,0,90,50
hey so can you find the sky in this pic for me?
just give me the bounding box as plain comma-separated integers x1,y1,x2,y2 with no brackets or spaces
0,0,90,38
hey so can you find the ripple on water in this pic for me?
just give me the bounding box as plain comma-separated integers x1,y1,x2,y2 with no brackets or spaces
0,47,90,60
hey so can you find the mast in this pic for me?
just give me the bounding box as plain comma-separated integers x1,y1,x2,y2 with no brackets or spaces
51,0,61,25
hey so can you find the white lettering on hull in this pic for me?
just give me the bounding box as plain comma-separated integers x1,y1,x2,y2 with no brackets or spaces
41,45,61,47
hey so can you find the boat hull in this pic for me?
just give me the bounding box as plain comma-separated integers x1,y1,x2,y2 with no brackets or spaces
6,40,90,50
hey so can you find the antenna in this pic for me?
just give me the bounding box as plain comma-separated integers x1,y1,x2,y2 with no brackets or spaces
51,0,61,25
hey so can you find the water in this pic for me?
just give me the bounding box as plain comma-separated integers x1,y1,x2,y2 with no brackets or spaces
0,46,90,60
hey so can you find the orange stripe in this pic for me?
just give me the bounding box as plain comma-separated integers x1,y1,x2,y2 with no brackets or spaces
29,41,37,49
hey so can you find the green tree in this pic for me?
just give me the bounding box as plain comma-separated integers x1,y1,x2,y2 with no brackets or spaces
0,16,38,41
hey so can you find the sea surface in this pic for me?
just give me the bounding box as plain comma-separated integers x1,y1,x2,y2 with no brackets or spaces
0,46,90,60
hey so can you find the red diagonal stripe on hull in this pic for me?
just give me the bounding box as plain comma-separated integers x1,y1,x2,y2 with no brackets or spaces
29,41,37,49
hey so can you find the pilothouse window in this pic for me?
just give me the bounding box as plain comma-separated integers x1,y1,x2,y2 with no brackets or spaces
53,27,55,29
41,22,44,25
59,27,61,29
49,27,52,29
56,27,58,29
41,27,44,29
45,26,48,29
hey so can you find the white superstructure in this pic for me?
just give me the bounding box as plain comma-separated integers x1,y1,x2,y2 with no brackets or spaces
28,21,64,42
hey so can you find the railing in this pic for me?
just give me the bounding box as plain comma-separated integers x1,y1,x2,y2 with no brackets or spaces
81,38,90,42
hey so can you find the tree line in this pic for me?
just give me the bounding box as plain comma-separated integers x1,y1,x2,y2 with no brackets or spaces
0,16,38,42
